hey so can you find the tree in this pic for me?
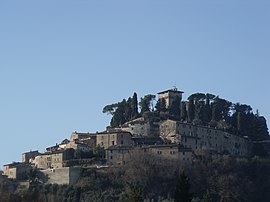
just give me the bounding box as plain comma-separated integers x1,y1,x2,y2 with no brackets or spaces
131,92,139,119
211,97,232,122
181,102,187,122
174,171,193,202
110,99,127,127
188,98,195,123
169,96,181,120
125,183,144,202
139,94,156,114
201,191,212,202
155,98,167,113
102,103,118,115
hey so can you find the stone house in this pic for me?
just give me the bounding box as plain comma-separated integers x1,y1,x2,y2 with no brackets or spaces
118,117,152,136
141,144,193,164
22,150,40,164
3,162,32,180
34,148,75,170
96,131,133,149
106,145,134,165
40,167,80,185
106,144,192,166
70,131,97,142
160,119,252,157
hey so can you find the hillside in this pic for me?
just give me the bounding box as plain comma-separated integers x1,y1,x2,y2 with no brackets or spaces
1,88,270,202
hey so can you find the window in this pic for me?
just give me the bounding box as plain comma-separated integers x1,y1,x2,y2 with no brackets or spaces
112,141,115,145
183,151,185,155
110,150,113,153
121,140,124,145
110,156,113,159
157,151,162,155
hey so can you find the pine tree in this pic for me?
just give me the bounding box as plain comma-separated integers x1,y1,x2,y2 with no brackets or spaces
169,96,181,120
181,102,187,122
188,98,195,123
131,92,139,119
174,172,193,202
156,98,167,113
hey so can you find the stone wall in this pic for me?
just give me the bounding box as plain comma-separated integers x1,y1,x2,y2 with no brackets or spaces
41,167,80,185
160,120,252,157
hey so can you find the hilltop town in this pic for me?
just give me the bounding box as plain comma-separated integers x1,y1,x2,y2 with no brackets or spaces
1,87,269,201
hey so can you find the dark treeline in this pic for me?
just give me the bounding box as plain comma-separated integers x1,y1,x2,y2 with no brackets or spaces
103,92,269,141
2,154,270,202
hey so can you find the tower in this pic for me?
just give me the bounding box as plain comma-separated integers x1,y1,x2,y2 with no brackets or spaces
157,87,184,109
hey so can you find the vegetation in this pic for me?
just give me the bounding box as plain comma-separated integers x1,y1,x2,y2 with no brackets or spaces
2,154,270,202
103,91,269,141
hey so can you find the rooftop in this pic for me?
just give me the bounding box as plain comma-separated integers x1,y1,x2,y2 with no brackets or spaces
158,87,184,95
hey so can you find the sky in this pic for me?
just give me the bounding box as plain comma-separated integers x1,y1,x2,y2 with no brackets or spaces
0,0,269,167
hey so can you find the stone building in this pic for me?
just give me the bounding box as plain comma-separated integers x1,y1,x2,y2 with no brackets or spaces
34,148,75,170
96,131,133,149
22,150,40,164
142,144,192,164
160,119,252,157
106,145,134,165
158,87,184,108
40,167,80,185
3,162,32,180
118,117,151,136
106,144,192,166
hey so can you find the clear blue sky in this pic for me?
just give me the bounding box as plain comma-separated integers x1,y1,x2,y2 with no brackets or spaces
0,0,269,167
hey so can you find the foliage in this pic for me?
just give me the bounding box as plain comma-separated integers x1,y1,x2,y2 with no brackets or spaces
139,94,156,114
174,171,193,202
103,91,269,141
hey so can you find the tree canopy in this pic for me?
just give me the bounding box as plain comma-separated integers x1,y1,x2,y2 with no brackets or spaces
103,91,269,141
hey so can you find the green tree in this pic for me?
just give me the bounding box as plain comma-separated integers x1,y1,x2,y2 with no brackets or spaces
201,191,212,202
203,93,215,124
174,172,193,202
110,99,127,127
125,183,144,202
139,94,156,114
211,97,232,122
169,96,181,120
181,102,187,122
188,98,195,123
155,98,167,113
131,92,139,119
102,103,118,115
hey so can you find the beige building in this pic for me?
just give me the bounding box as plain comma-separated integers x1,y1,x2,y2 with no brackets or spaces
34,148,75,170
106,145,134,165
160,119,252,157
70,131,96,142
106,144,192,166
40,167,80,185
3,162,32,180
22,150,40,164
117,117,152,136
142,144,192,163
96,131,133,149
158,87,184,108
